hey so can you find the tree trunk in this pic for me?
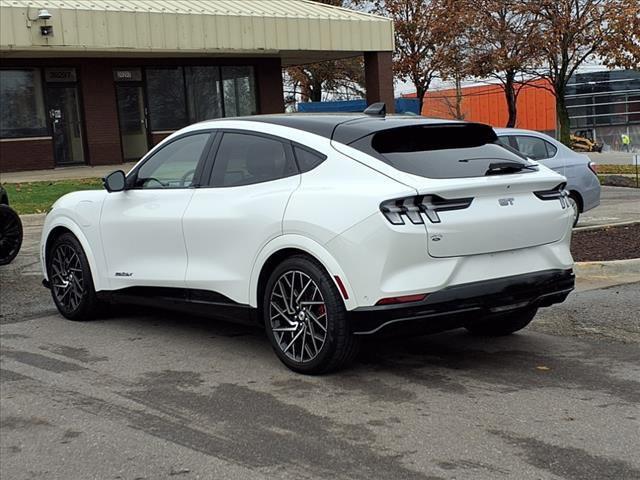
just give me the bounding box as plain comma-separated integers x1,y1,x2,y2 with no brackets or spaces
504,73,517,128
556,91,571,146
310,79,323,102
416,86,425,116
454,76,464,120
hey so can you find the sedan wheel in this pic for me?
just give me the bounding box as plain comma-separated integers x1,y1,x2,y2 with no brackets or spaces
264,256,359,374
0,205,23,266
568,195,580,227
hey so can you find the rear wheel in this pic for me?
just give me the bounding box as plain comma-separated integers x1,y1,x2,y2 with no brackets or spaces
47,232,101,321
568,194,580,227
0,205,23,266
465,307,537,336
263,255,359,374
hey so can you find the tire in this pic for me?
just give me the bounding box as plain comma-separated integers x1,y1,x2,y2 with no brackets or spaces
465,307,538,336
0,204,23,266
568,194,580,227
47,232,101,321
263,255,359,374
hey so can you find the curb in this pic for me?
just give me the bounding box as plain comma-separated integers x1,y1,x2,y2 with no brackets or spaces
574,258,640,276
574,220,640,232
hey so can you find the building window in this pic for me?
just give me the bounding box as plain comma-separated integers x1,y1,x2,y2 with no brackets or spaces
146,67,188,131
222,66,257,117
0,69,47,138
186,66,223,122
144,66,257,132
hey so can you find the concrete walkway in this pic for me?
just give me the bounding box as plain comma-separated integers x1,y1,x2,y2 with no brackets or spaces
0,162,137,184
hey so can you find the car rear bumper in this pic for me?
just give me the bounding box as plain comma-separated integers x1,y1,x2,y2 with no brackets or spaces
349,268,574,335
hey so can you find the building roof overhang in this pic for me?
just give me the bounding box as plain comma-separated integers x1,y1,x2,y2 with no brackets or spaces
0,0,394,64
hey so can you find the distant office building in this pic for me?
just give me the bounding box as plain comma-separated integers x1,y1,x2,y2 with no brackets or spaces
566,70,639,150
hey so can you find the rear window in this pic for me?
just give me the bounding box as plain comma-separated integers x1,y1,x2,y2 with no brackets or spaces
349,124,534,179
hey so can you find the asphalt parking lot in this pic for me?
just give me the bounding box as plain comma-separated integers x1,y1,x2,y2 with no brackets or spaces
1,207,639,480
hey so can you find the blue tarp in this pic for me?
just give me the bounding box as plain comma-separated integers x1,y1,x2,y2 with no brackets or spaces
297,98,420,115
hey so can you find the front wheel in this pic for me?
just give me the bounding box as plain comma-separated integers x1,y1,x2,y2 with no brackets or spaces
47,232,101,321
263,256,359,374
465,307,538,336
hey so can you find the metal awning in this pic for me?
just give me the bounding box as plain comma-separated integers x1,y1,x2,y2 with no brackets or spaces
0,0,394,64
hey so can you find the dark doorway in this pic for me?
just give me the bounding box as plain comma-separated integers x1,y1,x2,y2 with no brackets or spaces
115,84,150,161
46,85,86,166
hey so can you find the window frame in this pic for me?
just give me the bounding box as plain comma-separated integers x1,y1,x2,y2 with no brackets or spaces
125,130,216,190
202,129,299,188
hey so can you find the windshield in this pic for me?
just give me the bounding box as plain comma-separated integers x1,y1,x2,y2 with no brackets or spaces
349,124,535,179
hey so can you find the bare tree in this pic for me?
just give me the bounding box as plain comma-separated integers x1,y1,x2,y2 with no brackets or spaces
373,0,463,114
465,0,543,127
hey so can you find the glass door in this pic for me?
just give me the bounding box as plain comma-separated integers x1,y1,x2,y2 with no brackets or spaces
46,86,86,166
115,84,150,161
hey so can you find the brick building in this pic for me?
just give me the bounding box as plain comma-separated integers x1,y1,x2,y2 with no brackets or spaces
0,0,395,172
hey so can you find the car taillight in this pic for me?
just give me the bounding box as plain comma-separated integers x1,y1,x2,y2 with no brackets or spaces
534,183,570,209
376,293,427,305
588,161,598,176
380,195,473,225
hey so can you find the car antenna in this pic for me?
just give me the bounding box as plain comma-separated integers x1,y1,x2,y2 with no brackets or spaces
364,102,386,117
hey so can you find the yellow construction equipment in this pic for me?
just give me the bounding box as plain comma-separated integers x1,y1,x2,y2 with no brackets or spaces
570,130,603,153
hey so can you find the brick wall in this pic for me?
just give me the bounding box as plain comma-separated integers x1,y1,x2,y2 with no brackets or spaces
151,132,174,146
0,139,54,173
80,60,123,167
255,58,285,114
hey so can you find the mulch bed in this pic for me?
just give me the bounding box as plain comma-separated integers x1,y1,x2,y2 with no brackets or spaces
571,223,640,262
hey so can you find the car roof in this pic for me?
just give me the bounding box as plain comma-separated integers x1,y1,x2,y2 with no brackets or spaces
200,114,465,144
494,128,551,137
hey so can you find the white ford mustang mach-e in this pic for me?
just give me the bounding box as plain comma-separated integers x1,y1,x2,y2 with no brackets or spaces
41,105,575,373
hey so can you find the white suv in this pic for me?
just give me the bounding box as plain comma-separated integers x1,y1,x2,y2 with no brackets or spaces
41,107,575,373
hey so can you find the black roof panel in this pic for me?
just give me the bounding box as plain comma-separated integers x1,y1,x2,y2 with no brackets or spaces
241,114,463,145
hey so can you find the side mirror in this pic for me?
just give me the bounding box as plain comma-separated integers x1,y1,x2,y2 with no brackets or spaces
103,170,126,193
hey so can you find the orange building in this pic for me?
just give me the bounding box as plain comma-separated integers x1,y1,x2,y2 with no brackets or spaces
406,79,557,134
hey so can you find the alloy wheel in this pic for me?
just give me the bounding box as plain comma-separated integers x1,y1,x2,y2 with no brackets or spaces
0,207,22,265
50,243,85,312
269,270,328,363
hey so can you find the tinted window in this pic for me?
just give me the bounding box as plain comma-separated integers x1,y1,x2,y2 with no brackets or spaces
0,69,47,138
293,145,326,172
146,67,188,131
514,136,552,160
185,66,223,122
136,133,209,189
222,67,257,117
350,124,533,179
496,136,511,148
545,140,558,157
211,133,297,187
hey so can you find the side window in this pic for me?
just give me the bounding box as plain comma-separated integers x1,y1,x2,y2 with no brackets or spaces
210,132,297,187
545,140,558,157
496,136,511,148
514,135,550,160
293,145,326,173
136,133,210,189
